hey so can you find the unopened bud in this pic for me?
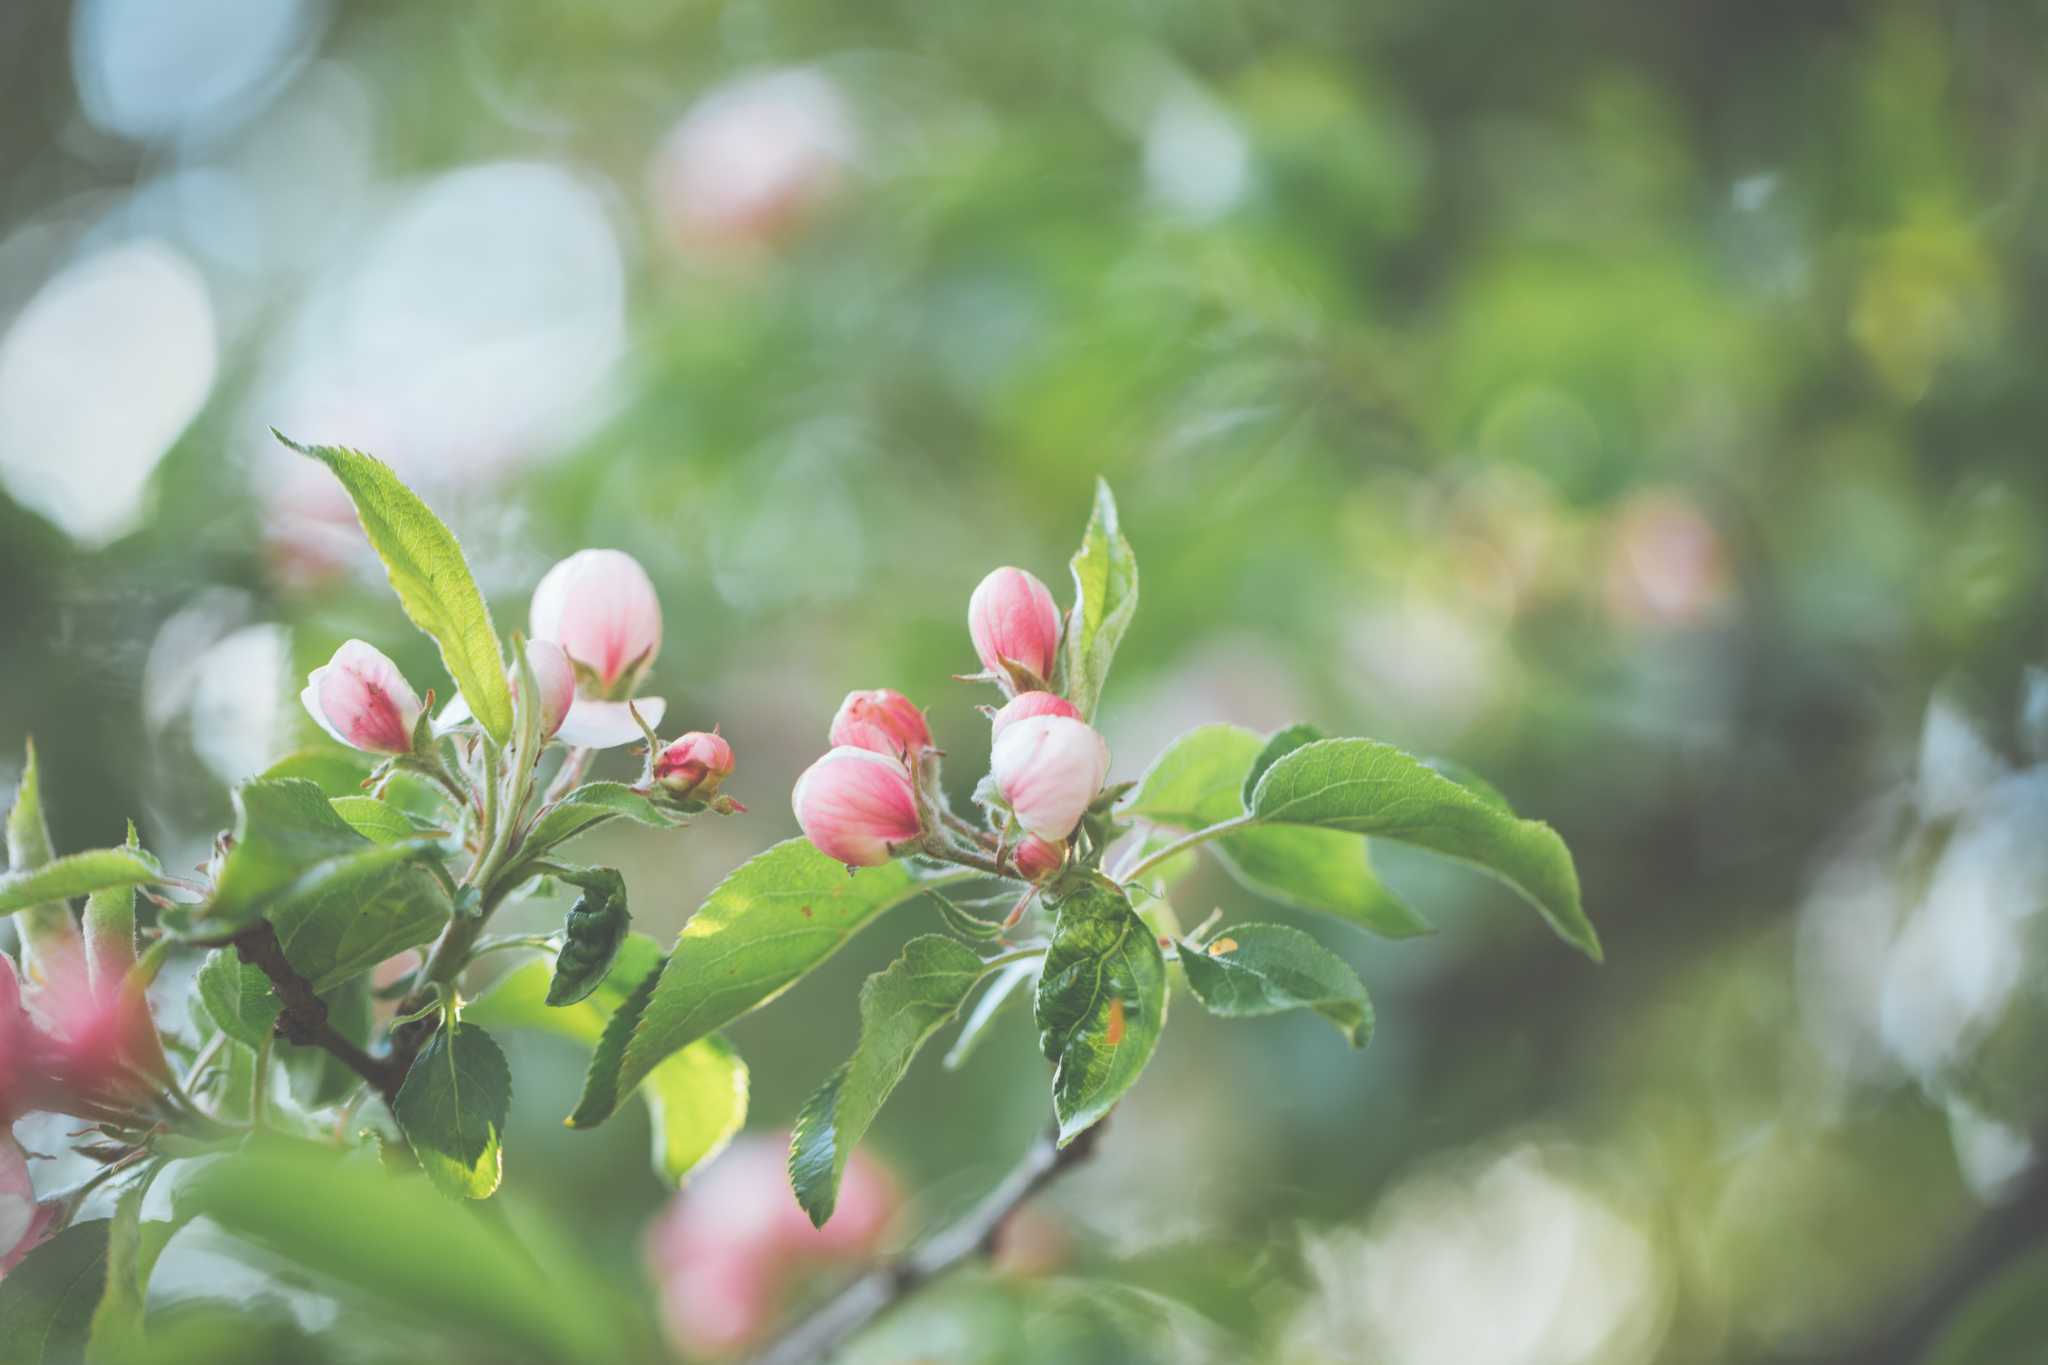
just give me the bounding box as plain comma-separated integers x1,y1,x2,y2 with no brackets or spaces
989,716,1110,841
989,690,1080,740
792,748,923,868
968,567,1061,692
301,640,424,755
529,549,663,694
1013,833,1065,883
829,690,932,761
655,731,736,801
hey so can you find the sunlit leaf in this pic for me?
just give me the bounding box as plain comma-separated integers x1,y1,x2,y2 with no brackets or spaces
278,435,514,746
1056,479,1139,722
0,848,162,917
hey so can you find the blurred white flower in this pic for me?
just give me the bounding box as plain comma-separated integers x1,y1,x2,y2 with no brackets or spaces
188,623,293,784
0,239,217,548
72,0,329,144
1145,88,1250,219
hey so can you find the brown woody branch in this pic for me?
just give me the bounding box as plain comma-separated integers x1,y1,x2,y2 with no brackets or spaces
231,921,410,1107
748,1119,1108,1365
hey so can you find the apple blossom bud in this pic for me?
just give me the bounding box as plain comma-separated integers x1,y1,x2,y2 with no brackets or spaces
792,748,923,868
1013,833,1065,883
989,715,1110,841
521,639,577,740
829,689,932,760
989,690,1080,740
0,956,27,1125
655,731,736,801
968,567,1061,691
529,549,663,693
300,640,423,755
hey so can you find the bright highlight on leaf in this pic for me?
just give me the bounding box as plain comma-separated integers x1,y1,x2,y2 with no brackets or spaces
1056,478,1139,722
276,433,515,746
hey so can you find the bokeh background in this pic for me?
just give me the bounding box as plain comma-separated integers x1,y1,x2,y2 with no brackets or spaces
5,0,2048,1361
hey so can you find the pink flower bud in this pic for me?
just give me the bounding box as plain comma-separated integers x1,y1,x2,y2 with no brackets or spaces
0,1135,55,1277
520,639,577,740
655,731,736,801
300,640,423,755
989,716,1110,841
1013,833,1066,883
792,748,923,868
968,567,1061,691
828,689,932,761
529,549,663,693
989,690,1080,740
0,957,28,1125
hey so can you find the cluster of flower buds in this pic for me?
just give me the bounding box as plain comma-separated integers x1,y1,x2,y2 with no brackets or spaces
298,548,747,802
791,566,1110,889
644,1135,897,1356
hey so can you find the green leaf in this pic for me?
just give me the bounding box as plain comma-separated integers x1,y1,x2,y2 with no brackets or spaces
204,779,367,929
1035,875,1167,1145
0,848,162,919
471,936,748,1185
328,795,425,845
943,957,1038,1070
278,434,513,746
258,748,374,798
1242,724,1324,807
566,950,662,1130
583,839,954,1127
0,1221,109,1365
196,950,282,1051
183,1140,613,1360
267,837,453,993
1179,923,1373,1046
516,783,683,866
1920,1241,2048,1365
394,1024,512,1200
6,736,55,870
1249,738,1600,960
547,868,630,1007
1055,478,1140,722
84,1168,157,1365
1124,725,1427,938
789,936,993,1225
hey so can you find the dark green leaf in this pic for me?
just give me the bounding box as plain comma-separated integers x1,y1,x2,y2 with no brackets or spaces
582,839,957,1127
85,1168,159,1364
789,936,992,1225
0,849,162,918
1035,875,1167,1145
204,779,367,929
547,868,629,1007
184,1140,614,1360
279,435,514,745
267,837,453,993
1242,724,1324,807
1249,739,1599,960
196,949,281,1051
1179,923,1373,1046
0,1220,109,1365
1056,479,1139,722
394,1025,512,1200
565,950,662,1131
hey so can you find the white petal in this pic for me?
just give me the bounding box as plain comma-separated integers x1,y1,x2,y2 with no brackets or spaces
556,696,666,749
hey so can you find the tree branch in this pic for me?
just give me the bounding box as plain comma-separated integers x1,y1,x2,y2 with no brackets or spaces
231,922,409,1107
748,1120,1107,1365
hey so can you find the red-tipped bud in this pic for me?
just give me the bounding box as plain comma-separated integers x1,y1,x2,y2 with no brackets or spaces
792,748,923,868
655,731,736,801
968,567,1061,691
529,549,663,693
829,689,932,761
990,690,1081,741
1013,833,1066,883
521,639,577,740
300,640,423,755
989,716,1110,841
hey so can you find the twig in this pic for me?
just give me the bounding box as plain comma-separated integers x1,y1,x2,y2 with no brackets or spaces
231,922,408,1106
748,1120,1108,1365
